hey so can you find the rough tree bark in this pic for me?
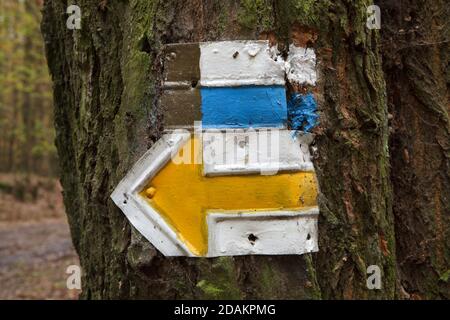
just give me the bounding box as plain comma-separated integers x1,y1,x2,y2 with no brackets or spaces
378,0,449,299
41,0,447,299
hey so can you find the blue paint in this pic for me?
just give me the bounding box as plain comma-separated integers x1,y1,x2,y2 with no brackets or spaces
287,93,318,132
201,86,287,128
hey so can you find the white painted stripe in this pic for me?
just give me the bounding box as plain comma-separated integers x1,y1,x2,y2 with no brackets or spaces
286,45,317,86
199,40,285,87
111,131,195,256
206,208,319,257
202,129,314,176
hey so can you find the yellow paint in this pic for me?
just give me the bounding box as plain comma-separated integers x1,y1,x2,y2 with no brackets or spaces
141,136,318,256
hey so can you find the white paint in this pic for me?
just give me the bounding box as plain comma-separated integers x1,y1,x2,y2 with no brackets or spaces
200,40,285,87
110,131,194,256
202,129,314,176
162,81,194,89
164,41,317,88
285,45,317,86
207,208,319,257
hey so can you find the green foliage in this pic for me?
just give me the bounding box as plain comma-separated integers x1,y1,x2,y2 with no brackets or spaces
0,0,55,175
238,0,274,30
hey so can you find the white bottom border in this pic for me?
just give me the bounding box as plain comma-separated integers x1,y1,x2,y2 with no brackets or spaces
207,207,319,257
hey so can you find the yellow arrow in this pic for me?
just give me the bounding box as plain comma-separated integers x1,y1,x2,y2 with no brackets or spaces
141,136,318,256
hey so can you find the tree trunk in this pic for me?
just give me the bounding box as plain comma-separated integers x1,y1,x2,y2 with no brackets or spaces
41,0,447,299
378,0,449,299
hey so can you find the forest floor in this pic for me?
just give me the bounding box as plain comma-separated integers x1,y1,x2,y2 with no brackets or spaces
0,174,80,299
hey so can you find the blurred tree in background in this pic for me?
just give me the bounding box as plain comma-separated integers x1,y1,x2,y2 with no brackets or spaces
0,0,56,176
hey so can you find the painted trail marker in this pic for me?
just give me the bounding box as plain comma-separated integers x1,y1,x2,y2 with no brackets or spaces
112,40,320,257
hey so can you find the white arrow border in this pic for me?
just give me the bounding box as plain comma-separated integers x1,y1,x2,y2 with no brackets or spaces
207,208,319,257
111,131,320,257
111,131,194,256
